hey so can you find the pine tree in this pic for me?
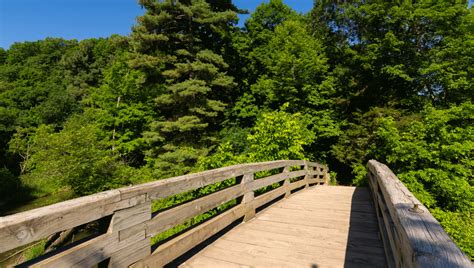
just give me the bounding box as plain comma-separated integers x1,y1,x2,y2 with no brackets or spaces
131,0,237,178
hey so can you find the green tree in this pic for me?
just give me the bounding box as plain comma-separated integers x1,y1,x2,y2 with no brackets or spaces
0,39,79,201
200,105,315,169
86,52,155,167
247,105,315,161
131,0,238,178
22,113,130,196
372,103,473,255
0,37,127,203
310,0,473,111
229,0,298,123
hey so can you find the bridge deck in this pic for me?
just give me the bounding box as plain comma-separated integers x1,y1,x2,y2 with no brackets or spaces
180,186,387,267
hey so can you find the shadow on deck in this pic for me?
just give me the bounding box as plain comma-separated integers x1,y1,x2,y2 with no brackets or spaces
167,186,387,268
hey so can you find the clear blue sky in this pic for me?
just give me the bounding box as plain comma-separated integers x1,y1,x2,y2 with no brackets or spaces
0,0,313,49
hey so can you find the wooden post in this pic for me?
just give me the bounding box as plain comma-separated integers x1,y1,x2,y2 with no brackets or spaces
283,166,291,198
303,162,310,189
241,173,255,222
108,197,151,268
323,167,330,185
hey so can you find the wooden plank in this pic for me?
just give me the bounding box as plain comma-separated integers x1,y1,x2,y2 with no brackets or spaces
261,205,377,224
289,178,307,190
119,160,309,201
247,219,382,245
307,178,325,185
250,169,306,191
252,186,286,209
277,202,375,214
308,170,324,176
369,179,396,268
295,188,371,197
0,190,127,253
311,185,357,191
288,200,374,210
109,199,150,234
196,243,301,267
219,229,386,265
244,220,384,254
271,205,378,223
306,162,324,169
146,185,243,237
30,229,145,267
208,236,385,268
133,205,245,267
260,209,379,230
309,190,373,199
250,172,286,191
373,187,399,267
108,238,150,268
367,160,471,267
180,255,244,268
256,210,379,233
288,169,306,179
289,196,373,206
30,234,113,268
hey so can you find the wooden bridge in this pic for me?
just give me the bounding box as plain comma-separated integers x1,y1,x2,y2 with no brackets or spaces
0,160,470,267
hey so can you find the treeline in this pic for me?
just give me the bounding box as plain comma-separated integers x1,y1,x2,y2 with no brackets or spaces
0,0,472,257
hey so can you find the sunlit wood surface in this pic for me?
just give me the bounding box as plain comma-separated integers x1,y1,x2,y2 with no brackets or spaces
181,186,387,268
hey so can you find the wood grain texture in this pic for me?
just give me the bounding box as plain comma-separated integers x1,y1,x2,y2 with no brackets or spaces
146,184,243,237
6,159,465,267
182,186,387,268
0,189,132,253
119,160,307,201
133,205,245,268
241,173,256,222
108,238,150,268
0,160,329,266
367,160,471,268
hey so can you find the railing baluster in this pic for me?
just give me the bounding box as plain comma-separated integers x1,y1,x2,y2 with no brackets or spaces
283,166,291,198
323,167,330,185
303,161,310,189
241,172,255,222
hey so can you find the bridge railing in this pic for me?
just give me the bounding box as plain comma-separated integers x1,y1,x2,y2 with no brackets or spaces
367,160,471,268
0,160,328,267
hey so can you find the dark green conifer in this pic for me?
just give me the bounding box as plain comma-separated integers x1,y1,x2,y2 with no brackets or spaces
131,0,237,177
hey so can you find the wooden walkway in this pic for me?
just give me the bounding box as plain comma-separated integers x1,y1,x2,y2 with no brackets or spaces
180,186,387,267
2,160,468,267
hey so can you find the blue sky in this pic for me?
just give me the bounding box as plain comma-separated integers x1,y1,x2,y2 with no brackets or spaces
0,0,313,49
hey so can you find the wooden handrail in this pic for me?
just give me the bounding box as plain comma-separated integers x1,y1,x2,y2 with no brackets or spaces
367,160,471,268
0,160,328,267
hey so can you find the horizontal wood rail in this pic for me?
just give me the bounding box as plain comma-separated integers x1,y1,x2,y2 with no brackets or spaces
367,160,471,268
0,160,328,267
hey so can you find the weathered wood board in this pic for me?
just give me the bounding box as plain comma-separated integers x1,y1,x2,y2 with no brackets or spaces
367,160,471,268
181,186,388,268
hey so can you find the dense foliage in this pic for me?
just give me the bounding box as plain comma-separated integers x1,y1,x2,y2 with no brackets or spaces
0,0,472,258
